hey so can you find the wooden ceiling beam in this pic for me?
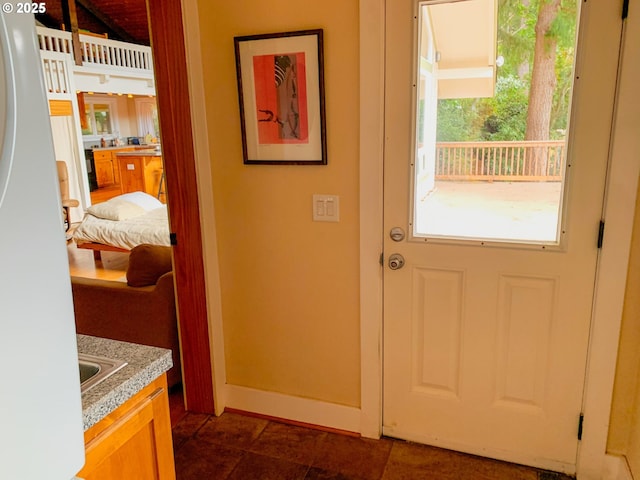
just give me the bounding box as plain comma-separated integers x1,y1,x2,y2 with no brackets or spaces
76,0,138,43
60,0,83,66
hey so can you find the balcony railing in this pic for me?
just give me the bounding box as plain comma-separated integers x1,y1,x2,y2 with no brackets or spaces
36,26,153,74
435,140,565,181
40,50,72,98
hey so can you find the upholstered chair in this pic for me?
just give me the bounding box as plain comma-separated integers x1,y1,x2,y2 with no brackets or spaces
56,160,80,231
71,244,182,388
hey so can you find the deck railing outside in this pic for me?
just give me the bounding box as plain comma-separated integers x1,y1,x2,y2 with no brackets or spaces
36,26,154,74
435,140,565,181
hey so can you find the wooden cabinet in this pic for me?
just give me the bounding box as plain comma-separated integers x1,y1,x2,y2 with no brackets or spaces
93,148,135,187
117,153,164,199
77,375,176,480
93,150,117,187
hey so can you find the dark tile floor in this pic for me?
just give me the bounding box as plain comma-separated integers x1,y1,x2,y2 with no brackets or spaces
172,411,574,480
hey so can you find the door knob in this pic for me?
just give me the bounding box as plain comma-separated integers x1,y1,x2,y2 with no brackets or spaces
390,227,405,242
388,253,405,270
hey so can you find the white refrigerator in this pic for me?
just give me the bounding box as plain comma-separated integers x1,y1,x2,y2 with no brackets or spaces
0,3,85,479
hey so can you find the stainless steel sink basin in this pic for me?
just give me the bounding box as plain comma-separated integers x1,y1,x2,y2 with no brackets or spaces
78,353,127,393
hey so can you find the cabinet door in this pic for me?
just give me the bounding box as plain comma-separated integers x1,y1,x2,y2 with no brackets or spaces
110,148,134,185
93,151,116,187
143,157,164,198
118,156,145,194
78,377,176,480
109,152,120,185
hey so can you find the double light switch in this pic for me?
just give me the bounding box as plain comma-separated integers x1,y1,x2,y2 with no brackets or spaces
313,194,339,222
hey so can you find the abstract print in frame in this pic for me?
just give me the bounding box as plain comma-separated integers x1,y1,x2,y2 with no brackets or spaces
234,29,327,164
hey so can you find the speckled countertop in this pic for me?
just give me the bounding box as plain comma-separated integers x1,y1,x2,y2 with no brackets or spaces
114,149,162,157
91,145,159,151
77,334,173,431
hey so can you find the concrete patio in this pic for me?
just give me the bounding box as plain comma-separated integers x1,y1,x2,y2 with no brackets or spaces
415,181,563,243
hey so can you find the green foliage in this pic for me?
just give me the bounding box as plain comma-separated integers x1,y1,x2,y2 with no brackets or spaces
497,0,537,79
549,45,574,138
481,76,529,141
436,76,528,142
434,0,578,142
548,0,578,48
435,98,481,142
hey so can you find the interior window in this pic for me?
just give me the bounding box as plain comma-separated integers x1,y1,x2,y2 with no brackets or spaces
92,104,112,135
81,96,117,138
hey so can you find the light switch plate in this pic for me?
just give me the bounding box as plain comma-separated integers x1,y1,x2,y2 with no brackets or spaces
313,194,340,222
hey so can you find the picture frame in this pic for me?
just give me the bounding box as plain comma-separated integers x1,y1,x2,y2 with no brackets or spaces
234,29,327,165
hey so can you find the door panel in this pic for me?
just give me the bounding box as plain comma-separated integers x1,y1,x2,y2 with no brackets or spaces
411,267,463,398
494,274,556,411
383,0,622,472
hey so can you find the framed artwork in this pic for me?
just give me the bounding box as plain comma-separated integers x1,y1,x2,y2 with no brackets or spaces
234,29,327,165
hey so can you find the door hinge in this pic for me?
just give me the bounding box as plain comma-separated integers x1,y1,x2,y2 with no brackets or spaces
379,252,384,266
170,232,178,246
623,0,629,20
578,413,585,440
597,220,605,249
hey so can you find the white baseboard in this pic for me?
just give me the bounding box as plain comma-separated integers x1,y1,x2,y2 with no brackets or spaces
224,384,361,434
602,454,633,480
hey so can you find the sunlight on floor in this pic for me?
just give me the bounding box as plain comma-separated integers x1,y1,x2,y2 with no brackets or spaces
415,181,562,243
66,237,129,281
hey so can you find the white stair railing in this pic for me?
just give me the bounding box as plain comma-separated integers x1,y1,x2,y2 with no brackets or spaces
80,35,153,73
36,26,153,75
40,50,72,99
37,27,73,54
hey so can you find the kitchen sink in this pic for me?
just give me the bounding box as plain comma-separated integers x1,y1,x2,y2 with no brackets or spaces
78,353,127,393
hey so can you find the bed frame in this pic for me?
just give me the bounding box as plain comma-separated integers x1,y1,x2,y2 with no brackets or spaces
76,241,130,261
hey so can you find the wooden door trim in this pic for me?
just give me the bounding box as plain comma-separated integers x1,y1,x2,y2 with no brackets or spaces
147,0,214,413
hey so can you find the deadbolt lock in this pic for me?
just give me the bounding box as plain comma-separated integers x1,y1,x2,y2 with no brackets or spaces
388,253,405,270
390,227,405,242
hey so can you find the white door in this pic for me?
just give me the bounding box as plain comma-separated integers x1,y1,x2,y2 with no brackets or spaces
383,0,622,473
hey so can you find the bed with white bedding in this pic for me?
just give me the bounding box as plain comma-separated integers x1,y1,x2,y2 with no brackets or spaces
72,192,170,258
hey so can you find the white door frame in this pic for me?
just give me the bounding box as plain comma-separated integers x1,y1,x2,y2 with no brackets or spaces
358,0,640,478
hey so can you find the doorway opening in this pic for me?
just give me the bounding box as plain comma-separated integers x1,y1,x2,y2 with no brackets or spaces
41,0,214,414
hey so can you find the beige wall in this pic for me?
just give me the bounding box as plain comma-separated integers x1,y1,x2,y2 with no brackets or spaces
193,1,640,460
608,185,640,456
607,187,640,474
197,0,361,407
605,1,640,473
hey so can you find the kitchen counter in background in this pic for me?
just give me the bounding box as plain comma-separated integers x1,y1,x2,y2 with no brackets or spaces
116,149,162,157
115,150,165,199
77,334,172,430
91,146,135,152
91,144,160,152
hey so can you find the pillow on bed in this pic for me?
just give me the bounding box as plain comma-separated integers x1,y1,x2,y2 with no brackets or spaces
87,198,146,221
117,191,163,211
127,244,173,287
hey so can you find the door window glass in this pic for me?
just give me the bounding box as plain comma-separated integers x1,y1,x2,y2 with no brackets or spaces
413,0,579,245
